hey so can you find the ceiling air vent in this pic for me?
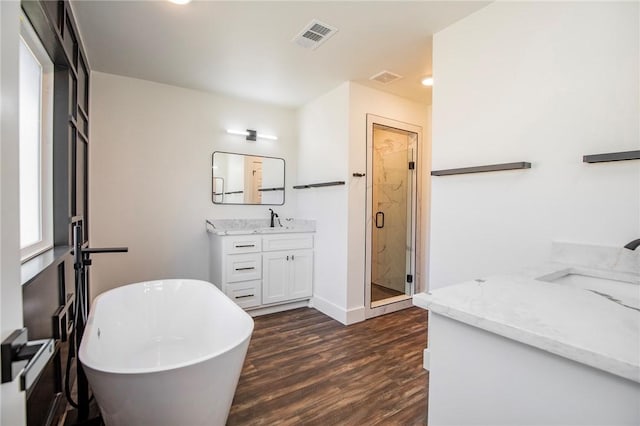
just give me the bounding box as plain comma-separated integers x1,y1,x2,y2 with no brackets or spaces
370,70,403,85
293,19,338,50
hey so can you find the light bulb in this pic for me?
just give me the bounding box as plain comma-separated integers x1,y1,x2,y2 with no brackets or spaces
226,129,249,137
257,134,278,141
421,77,433,87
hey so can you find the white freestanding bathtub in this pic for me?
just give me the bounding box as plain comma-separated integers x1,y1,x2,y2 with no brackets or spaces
79,279,254,426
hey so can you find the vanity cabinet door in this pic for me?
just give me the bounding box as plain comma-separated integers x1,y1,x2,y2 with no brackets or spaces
263,250,313,305
289,250,313,300
262,251,289,304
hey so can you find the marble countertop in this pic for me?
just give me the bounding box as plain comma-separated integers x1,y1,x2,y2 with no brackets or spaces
413,242,640,383
206,218,315,235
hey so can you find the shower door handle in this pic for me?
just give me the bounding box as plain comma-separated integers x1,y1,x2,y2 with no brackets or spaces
375,212,385,229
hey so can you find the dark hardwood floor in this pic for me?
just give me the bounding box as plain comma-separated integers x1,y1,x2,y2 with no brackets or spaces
228,307,429,425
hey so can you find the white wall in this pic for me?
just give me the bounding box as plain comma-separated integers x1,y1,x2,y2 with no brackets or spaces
0,1,26,423
296,82,350,321
430,1,640,289
298,81,429,324
89,72,298,298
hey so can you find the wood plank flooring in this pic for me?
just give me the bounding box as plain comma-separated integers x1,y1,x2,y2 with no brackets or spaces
227,307,429,425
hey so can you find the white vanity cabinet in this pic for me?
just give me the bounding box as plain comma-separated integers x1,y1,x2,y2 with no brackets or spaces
209,231,314,312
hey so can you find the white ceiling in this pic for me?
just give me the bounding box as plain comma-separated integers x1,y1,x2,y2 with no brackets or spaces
71,1,490,108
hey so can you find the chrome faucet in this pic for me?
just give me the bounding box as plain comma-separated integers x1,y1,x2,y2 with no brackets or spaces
624,238,640,250
268,208,279,228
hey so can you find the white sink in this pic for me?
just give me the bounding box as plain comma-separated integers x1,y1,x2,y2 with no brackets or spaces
538,269,640,310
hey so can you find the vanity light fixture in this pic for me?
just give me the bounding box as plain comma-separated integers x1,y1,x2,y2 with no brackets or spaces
421,76,434,87
168,0,192,4
226,129,278,141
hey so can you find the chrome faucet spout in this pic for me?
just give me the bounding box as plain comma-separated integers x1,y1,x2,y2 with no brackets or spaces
623,238,640,250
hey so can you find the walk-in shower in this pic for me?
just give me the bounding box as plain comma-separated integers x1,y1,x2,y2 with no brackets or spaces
365,115,420,318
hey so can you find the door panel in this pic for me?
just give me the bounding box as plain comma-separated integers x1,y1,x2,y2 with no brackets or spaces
289,250,313,300
1,2,27,424
263,252,289,304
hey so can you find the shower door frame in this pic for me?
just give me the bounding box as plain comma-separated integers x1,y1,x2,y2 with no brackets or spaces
364,114,422,320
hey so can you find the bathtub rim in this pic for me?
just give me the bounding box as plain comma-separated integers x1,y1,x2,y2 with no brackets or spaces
78,278,254,375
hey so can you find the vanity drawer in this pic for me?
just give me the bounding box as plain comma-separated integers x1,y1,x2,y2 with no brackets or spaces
224,236,262,254
226,253,262,282
225,280,261,309
262,234,314,252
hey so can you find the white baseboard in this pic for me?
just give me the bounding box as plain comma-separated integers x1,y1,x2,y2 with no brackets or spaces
345,305,365,325
311,295,365,325
247,299,310,317
423,348,430,371
312,295,347,324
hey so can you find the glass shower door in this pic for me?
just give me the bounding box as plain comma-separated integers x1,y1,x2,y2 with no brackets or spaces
370,124,416,305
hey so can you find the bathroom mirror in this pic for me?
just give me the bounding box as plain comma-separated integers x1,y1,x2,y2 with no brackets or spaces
212,151,285,205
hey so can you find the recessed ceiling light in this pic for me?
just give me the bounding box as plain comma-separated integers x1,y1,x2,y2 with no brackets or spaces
421,76,434,87
168,0,192,5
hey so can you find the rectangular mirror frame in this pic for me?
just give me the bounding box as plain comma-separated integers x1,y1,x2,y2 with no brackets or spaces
212,151,285,206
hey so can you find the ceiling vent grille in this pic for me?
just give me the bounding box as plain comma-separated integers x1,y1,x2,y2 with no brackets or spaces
370,70,403,84
293,19,338,50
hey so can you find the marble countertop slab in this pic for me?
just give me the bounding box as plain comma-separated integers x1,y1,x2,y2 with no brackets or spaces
414,242,640,383
206,218,315,235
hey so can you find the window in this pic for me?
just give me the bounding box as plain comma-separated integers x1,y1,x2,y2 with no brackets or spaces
19,14,53,262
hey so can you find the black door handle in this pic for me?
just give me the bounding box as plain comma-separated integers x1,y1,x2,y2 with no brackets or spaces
375,212,385,229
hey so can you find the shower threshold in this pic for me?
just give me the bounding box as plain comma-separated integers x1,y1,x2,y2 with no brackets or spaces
371,294,411,308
